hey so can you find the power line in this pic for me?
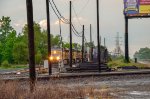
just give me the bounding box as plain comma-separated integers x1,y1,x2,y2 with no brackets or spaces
49,0,83,38
72,4,82,26
72,24,82,35
49,0,69,24
51,0,70,23
72,29,82,37
49,1,60,19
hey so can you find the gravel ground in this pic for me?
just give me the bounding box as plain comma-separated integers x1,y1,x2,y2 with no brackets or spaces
0,69,19,74
1,69,150,99
35,74,150,99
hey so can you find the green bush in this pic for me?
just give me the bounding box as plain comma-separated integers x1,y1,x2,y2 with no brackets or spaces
1,60,11,68
35,52,42,65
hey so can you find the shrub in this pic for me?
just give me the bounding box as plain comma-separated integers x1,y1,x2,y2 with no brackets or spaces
1,60,11,68
35,52,42,65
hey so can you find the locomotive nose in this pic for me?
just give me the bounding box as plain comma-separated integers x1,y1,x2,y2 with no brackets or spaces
49,56,54,61
56,56,60,60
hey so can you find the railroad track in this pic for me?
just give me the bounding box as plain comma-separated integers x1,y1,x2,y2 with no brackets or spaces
0,73,28,80
1,69,150,81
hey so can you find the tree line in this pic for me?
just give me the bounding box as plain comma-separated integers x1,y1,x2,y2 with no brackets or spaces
0,16,84,65
134,47,150,60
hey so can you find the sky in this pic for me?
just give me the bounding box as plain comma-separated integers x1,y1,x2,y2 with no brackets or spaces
0,0,150,58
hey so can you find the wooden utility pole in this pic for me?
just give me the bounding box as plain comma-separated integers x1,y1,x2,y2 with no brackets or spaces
125,17,129,62
69,1,72,67
26,0,36,92
90,24,92,43
59,20,63,61
90,24,93,61
96,0,101,72
82,25,85,63
46,0,52,75
104,38,106,47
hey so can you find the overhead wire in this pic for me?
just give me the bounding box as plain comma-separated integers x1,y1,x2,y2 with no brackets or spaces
49,0,69,24
72,4,82,26
49,0,84,38
51,0,70,24
72,24,82,36
49,0,64,46
49,1,62,20
72,28,83,37
72,29,82,37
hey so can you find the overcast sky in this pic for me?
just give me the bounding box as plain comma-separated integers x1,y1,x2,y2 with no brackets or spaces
0,0,150,57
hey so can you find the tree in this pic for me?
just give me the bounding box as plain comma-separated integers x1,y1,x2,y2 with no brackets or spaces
52,35,60,47
0,42,3,64
0,16,14,43
134,47,150,59
22,23,46,64
85,41,95,48
21,22,62,64
0,18,65,64
13,41,28,64
2,30,16,63
62,42,81,50
35,51,42,65
0,16,17,64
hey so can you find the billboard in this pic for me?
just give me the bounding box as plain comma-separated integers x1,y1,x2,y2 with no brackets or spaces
124,0,150,16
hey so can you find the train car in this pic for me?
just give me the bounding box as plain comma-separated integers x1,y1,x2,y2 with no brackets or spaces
49,47,109,65
49,48,83,65
63,49,77,65
76,50,82,63
92,47,108,63
72,49,76,64
63,48,69,65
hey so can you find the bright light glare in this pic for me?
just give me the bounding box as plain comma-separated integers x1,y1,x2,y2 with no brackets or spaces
54,51,56,54
57,56,60,60
49,56,53,60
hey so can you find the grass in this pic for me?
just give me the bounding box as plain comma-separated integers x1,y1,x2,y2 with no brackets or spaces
0,65,28,70
108,58,149,69
0,80,113,99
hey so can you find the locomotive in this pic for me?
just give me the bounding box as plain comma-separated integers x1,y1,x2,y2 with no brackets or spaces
49,47,108,65
49,48,82,65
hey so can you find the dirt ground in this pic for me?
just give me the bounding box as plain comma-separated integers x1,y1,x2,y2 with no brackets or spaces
36,74,150,99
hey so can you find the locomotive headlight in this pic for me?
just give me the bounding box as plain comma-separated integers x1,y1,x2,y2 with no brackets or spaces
49,56,53,60
54,51,56,54
56,56,60,60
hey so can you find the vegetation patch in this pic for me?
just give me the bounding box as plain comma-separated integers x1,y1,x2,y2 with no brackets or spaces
0,65,28,69
108,58,149,69
0,81,113,99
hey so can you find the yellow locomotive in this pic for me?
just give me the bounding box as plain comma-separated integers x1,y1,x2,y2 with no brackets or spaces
49,48,82,65
49,48,61,64
49,47,109,65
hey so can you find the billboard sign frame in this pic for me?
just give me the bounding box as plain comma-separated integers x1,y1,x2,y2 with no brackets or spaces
124,0,150,17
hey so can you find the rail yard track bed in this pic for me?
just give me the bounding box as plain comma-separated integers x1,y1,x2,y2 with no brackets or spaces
1,69,150,81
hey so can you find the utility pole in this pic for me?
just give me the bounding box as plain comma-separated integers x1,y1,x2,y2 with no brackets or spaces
90,24,92,43
114,32,123,56
69,1,72,67
96,0,101,72
100,35,101,48
104,38,106,47
59,20,63,61
46,0,52,75
82,25,85,63
90,24,93,61
125,17,129,62
26,0,36,92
